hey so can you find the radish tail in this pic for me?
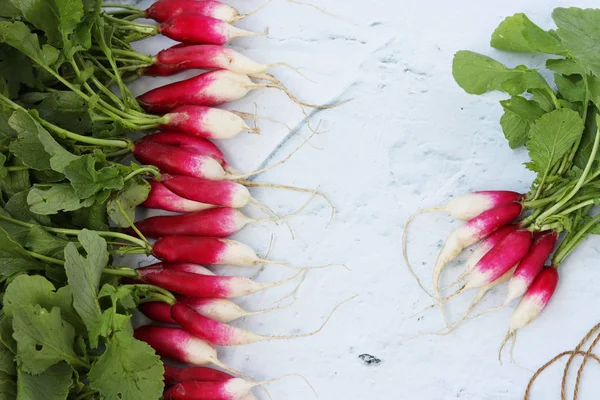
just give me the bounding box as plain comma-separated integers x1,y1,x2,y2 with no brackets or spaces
211,360,255,382
251,78,351,110
498,331,515,364
274,269,308,306
441,270,467,290
248,198,295,239
250,233,274,280
232,0,274,22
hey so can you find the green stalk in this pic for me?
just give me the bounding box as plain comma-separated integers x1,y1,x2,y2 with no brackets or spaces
123,284,176,303
553,212,600,265
558,199,596,216
563,76,591,170
27,251,64,265
102,267,138,278
123,167,161,181
6,166,29,172
102,14,157,35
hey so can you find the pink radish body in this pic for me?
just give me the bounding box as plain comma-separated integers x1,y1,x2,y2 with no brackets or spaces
164,365,233,385
504,232,557,305
138,70,255,113
164,378,257,400
141,132,233,171
136,264,295,298
466,224,519,273
142,180,215,212
166,263,215,275
146,0,244,23
179,297,272,323
161,175,251,208
508,267,559,332
147,45,278,76
134,208,255,238
153,236,262,266
442,191,522,220
162,106,256,139
139,302,176,324
159,15,264,46
432,202,523,325
134,325,221,365
134,141,227,180
465,229,532,289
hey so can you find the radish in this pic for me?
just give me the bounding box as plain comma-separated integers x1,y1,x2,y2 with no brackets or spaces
465,224,520,274
140,301,177,325
137,263,304,297
153,236,327,270
141,132,233,171
179,297,290,323
163,378,261,400
163,263,215,276
170,298,350,346
159,15,267,46
499,267,559,359
161,175,251,209
146,44,303,78
503,231,557,305
142,180,216,212
403,191,522,297
464,229,533,290
164,365,233,385
133,325,247,377
161,106,259,139
431,202,523,326
145,0,260,24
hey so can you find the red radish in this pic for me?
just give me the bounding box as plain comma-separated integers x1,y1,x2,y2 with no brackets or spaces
137,70,257,113
137,264,303,298
134,141,228,180
163,263,215,276
161,106,259,139
133,208,258,238
465,224,519,273
464,229,533,290
153,236,305,268
164,378,261,400
164,365,233,385
179,297,287,323
140,301,176,324
503,231,557,305
158,15,267,46
431,202,523,325
500,267,559,358
161,175,251,208
146,0,254,24
133,325,246,376
142,180,215,212
171,300,347,346
141,132,233,171
146,44,297,77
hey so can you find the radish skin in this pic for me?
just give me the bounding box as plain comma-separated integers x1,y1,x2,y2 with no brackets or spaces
509,267,559,332
465,224,519,273
141,132,233,172
142,180,215,212
504,231,557,305
139,302,176,324
166,263,215,275
161,175,251,208
162,106,258,139
138,70,256,113
159,15,266,46
464,229,532,289
164,365,233,385
137,264,302,298
146,0,248,24
432,202,523,326
164,378,259,400
179,297,286,323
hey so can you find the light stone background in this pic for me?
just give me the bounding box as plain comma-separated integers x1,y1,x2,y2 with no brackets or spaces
118,0,600,398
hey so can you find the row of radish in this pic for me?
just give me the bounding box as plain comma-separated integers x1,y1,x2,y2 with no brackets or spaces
403,191,560,356
102,1,335,398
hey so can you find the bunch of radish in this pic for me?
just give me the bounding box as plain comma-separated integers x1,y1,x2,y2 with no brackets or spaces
96,1,342,397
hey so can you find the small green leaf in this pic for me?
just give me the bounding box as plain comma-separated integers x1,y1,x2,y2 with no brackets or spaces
0,226,45,280
0,342,15,376
0,21,60,69
64,155,124,200
27,184,94,215
106,179,150,228
499,96,546,148
553,8,600,78
491,13,565,55
453,50,550,95
526,108,584,175
26,226,71,260
64,230,108,332
88,330,164,400
16,362,72,400
12,305,80,374
546,58,585,76
554,74,586,103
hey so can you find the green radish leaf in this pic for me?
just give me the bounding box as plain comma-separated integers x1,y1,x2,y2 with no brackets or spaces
70,201,109,231
16,362,72,400
0,2,20,18
0,342,15,376
64,155,124,200
0,21,60,69
554,74,586,103
0,375,16,399
12,305,80,374
526,108,584,175
0,226,45,280
64,230,108,332
0,44,36,99
5,190,52,226
452,50,550,95
574,109,599,169
27,184,94,215
88,307,131,349
0,167,30,199
28,91,92,135
88,330,164,400
26,226,71,260
106,179,150,228
587,74,600,109
0,315,16,354
546,58,585,76
491,13,565,54
553,8,600,78
499,96,546,148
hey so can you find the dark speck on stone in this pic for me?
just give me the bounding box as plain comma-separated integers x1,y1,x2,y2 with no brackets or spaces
358,354,382,365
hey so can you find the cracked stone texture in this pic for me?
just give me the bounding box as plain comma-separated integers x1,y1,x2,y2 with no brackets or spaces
120,0,600,398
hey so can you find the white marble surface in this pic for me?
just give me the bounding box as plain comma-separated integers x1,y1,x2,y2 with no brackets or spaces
126,0,600,398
